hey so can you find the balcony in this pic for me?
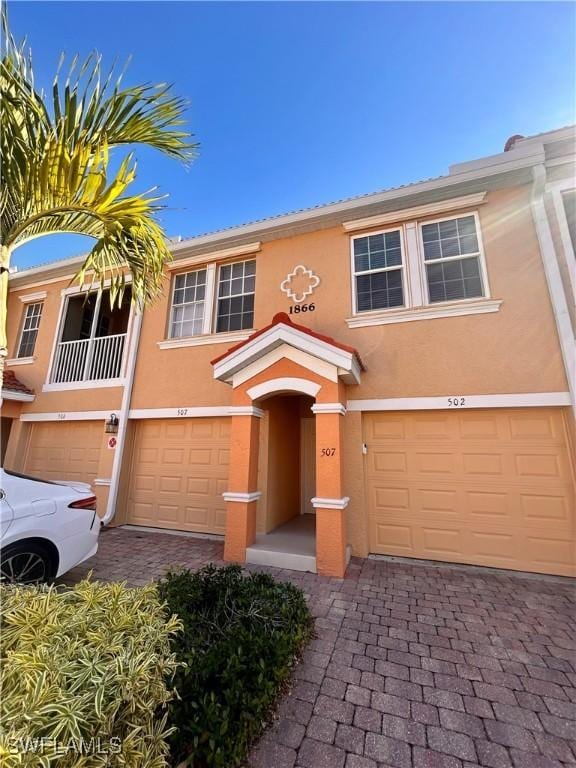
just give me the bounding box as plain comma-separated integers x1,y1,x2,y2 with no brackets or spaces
50,333,127,384
48,287,131,387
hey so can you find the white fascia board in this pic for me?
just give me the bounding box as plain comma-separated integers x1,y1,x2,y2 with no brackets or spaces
167,240,261,264
449,142,545,176
128,406,231,419
20,410,109,422
346,392,572,411
213,324,357,383
1,390,35,402
515,125,576,149
342,192,487,232
8,140,551,291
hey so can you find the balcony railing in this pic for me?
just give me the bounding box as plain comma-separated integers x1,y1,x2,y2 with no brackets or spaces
50,333,126,384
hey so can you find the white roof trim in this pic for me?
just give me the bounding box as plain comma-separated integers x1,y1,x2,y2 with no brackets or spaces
167,241,261,267
342,192,487,232
213,322,362,385
9,127,563,287
1,390,35,402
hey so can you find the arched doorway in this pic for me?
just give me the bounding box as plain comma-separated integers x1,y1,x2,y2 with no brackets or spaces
247,393,316,571
211,312,364,577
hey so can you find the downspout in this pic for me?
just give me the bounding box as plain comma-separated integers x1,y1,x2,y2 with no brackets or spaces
102,308,142,524
530,164,576,417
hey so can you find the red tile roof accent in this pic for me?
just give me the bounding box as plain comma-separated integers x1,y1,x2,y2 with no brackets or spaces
2,370,34,395
211,312,365,370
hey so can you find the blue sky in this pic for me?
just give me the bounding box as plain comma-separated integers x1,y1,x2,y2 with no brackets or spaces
9,1,576,270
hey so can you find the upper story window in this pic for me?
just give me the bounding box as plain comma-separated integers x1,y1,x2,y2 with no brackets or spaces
17,302,43,358
170,269,207,338
421,215,484,303
49,287,131,386
169,259,256,339
216,260,256,332
349,208,494,326
352,230,404,311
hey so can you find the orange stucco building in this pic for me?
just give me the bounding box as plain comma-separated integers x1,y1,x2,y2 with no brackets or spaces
2,126,575,577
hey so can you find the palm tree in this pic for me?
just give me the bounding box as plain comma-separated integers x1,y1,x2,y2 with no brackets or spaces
0,12,197,383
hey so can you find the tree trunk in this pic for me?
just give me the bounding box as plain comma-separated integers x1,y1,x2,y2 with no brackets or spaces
0,244,11,395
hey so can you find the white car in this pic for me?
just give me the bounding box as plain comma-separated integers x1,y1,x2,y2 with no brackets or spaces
0,470,100,584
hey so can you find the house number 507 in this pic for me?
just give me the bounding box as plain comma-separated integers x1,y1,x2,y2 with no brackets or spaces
321,448,336,457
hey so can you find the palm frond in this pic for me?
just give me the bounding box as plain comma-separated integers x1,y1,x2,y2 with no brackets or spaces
0,5,196,314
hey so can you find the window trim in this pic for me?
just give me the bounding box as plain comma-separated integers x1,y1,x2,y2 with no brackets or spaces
43,280,134,391
347,209,497,327
16,301,43,359
167,258,256,342
168,265,210,340
546,180,576,306
214,259,256,334
349,225,407,316
417,210,491,306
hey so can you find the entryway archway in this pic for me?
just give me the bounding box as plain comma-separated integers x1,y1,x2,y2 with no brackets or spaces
211,312,364,577
247,393,317,571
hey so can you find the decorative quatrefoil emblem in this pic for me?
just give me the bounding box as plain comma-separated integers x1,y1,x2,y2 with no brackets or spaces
280,265,321,303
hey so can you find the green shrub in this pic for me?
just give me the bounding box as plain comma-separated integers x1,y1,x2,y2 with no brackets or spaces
0,578,182,767
158,564,313,767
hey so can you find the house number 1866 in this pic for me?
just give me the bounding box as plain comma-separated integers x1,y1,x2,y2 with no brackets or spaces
289,303,315,315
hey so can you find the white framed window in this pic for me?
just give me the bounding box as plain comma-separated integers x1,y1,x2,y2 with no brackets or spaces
351,228,405,313
169,268,207,338
420,213,487,303
17,302,43,358
347,209,499,328
216,260,256,332
168,259,256,339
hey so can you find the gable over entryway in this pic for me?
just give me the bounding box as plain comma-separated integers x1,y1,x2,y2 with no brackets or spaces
212,313,364,577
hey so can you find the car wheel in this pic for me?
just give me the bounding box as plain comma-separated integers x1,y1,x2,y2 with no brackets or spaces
0,542,54,585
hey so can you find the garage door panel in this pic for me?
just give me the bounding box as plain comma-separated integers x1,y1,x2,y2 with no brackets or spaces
526,537,576,569
127,418,230,534
371,521,414,554
366,409,575,576
509,412,559,440
521,491,572,523
458,414,501,440
25,421,101,486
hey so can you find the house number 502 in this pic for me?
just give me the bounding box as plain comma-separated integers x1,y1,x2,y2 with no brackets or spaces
447,397,466,407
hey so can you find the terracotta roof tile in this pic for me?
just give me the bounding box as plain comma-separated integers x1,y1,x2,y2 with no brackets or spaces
2,370,34,395
211,312,365,370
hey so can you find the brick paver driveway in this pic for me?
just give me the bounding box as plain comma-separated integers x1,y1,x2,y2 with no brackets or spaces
63,527,576,768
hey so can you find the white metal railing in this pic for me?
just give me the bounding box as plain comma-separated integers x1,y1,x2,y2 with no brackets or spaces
50,333,126,384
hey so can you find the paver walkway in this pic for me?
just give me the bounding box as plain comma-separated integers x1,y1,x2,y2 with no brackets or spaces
63,527,576,768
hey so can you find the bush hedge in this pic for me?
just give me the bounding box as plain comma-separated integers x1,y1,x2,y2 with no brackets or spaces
0,579,182,767
158,564,313,767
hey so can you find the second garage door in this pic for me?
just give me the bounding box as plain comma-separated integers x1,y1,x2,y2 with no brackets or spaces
24,421,101,486
127,418,230,534
365,408,575,576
